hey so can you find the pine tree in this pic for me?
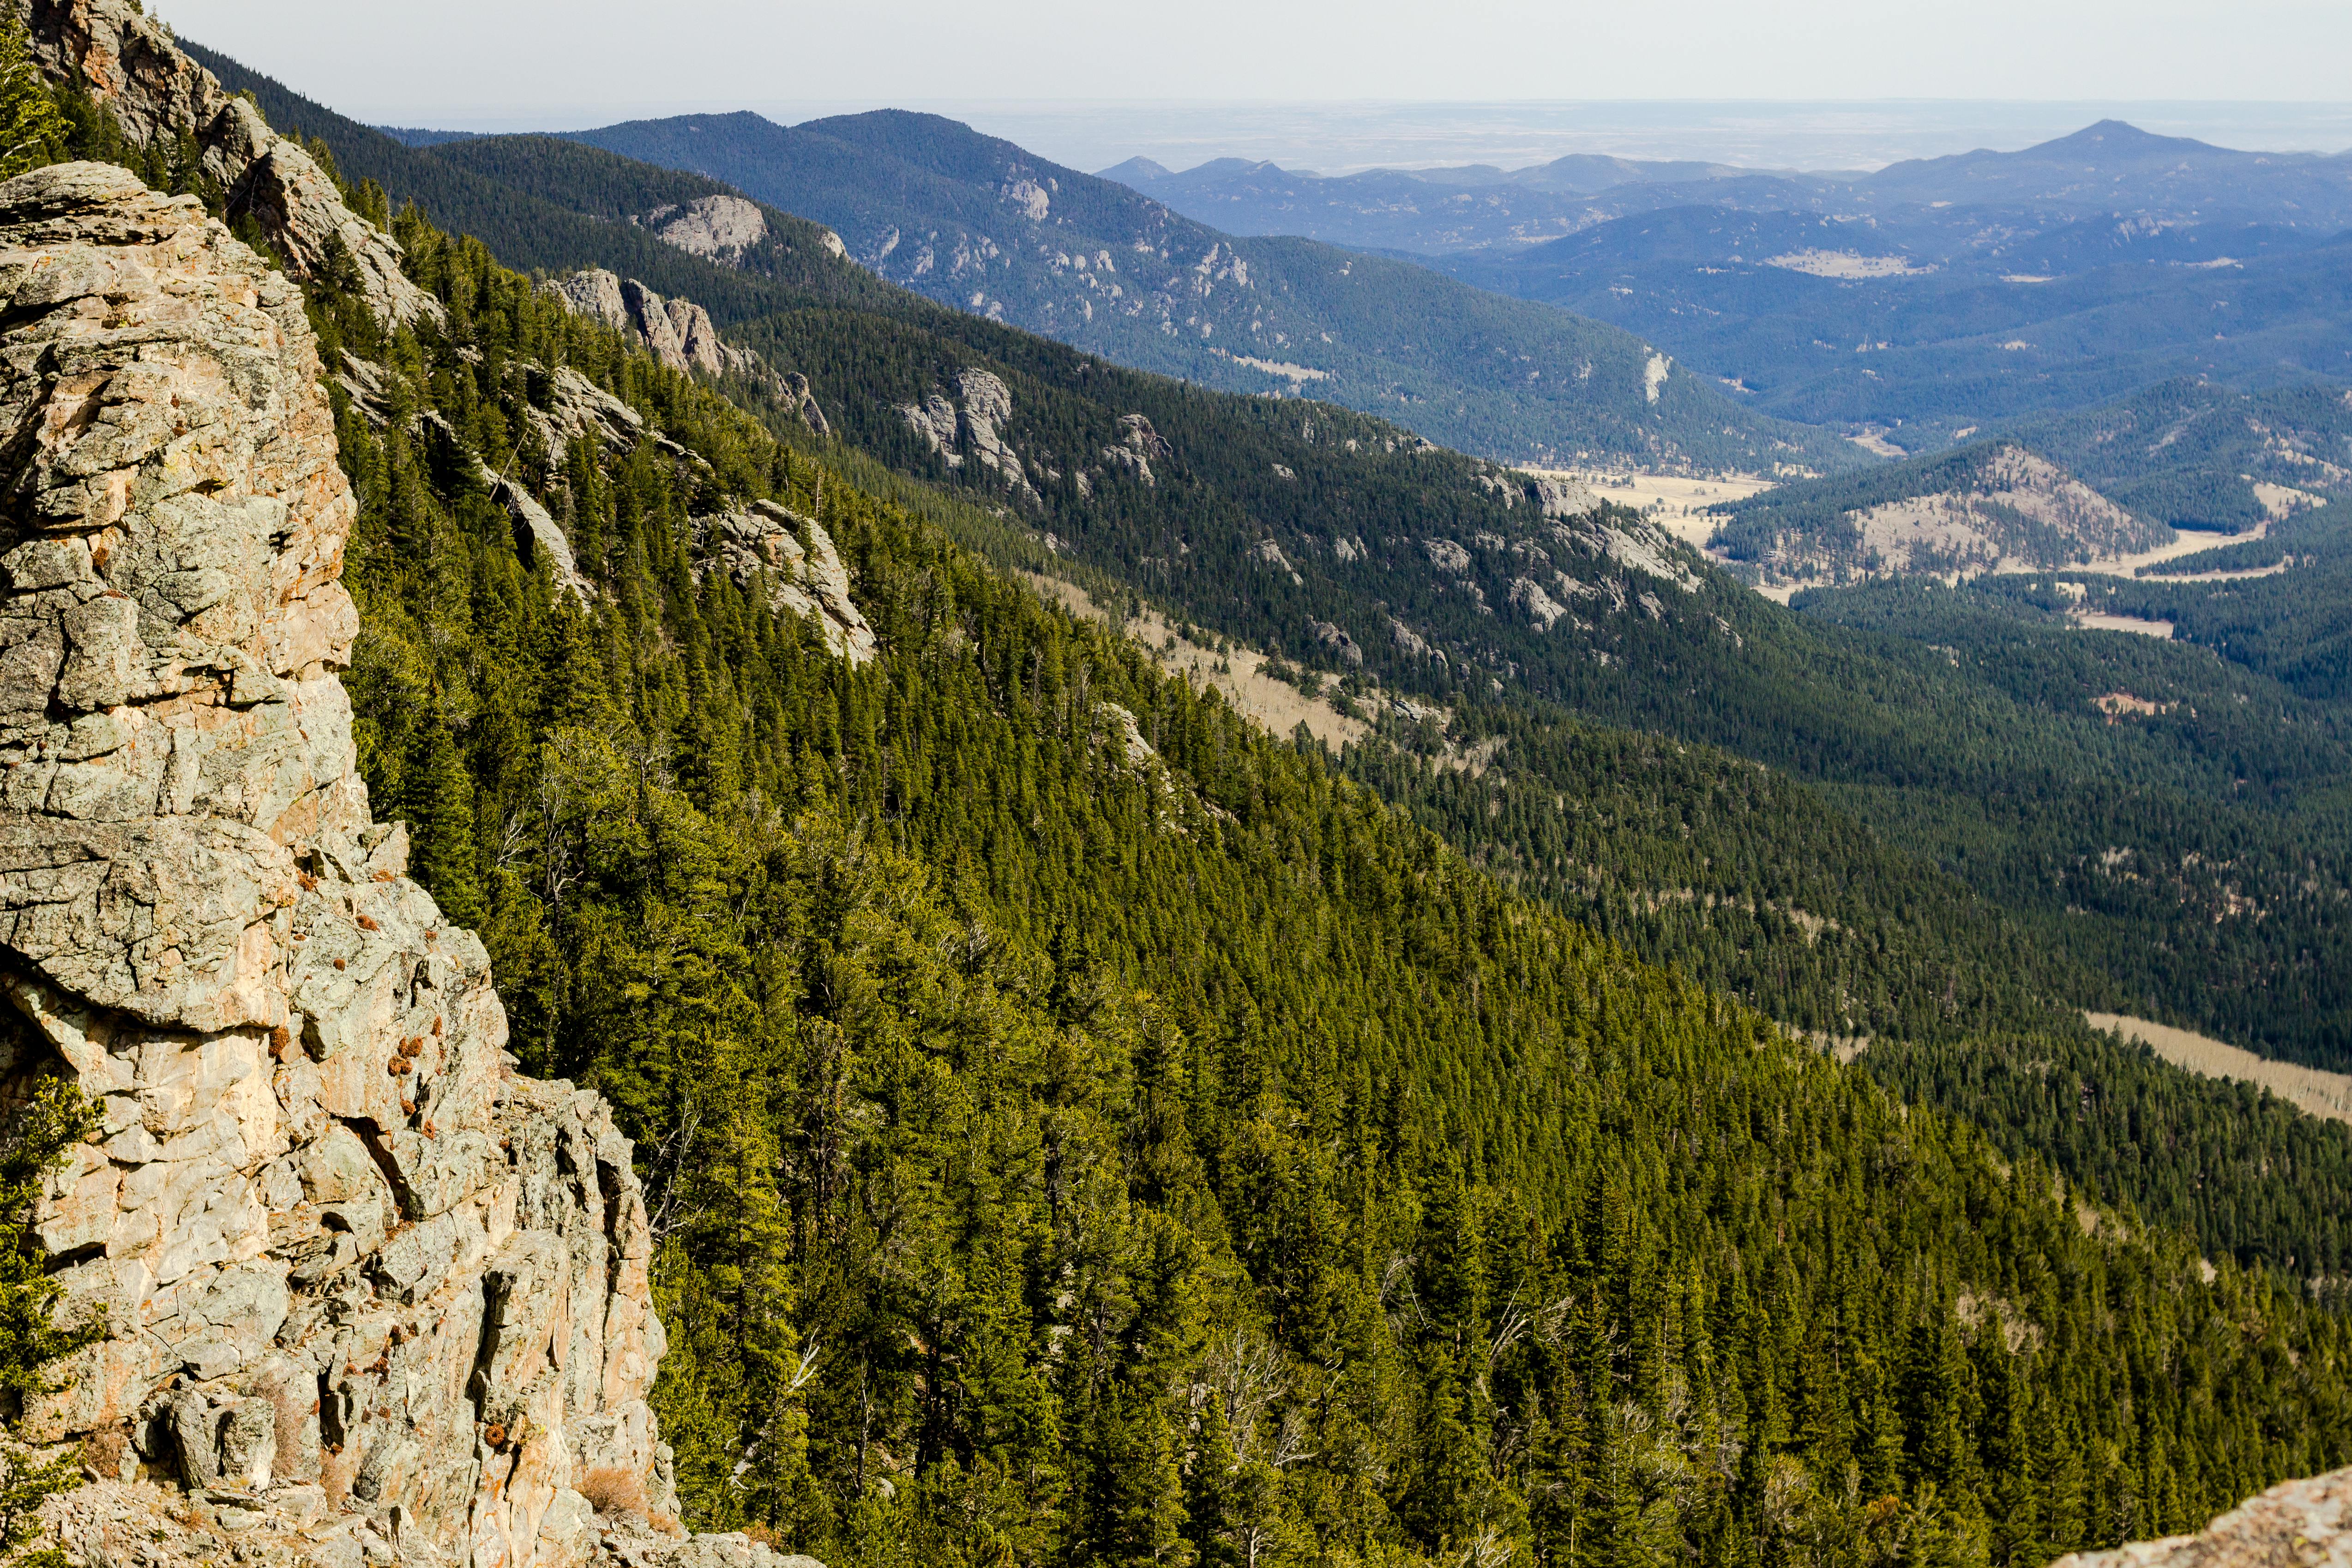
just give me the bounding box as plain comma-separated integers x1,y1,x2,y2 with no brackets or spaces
0,8,60,182
0,1079,102,1568
405,710,486,929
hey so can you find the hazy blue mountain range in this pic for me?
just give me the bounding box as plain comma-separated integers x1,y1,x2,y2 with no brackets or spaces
1446,203,2352,441
1110,120,2352,452
1097,150,1788,253
1118,121,2352,258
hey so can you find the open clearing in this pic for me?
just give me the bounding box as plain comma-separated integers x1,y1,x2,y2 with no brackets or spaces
1021,571,1371,752
1520,467,1776,550
2070,611,2174,638
2087,1012,2352,1126
1993,519,2270,582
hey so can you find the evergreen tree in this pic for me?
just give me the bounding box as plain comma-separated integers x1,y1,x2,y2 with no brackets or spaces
0,1079,102,1568
0,9,60,181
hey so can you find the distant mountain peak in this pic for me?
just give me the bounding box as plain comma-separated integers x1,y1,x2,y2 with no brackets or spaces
1098,156,1170,182
2036,118,2216,157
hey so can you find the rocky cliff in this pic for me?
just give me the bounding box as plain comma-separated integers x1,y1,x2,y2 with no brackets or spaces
0,162,775,1568
543,270,752,382
21,0,441,331
538,269,829,435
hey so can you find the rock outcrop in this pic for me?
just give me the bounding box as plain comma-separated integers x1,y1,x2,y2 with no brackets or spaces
694,504,875,665
895,370,1043,505
2053,1470,2352,1568
1525,473,1598,518
778,374,829,439
21,0,441,330
639,197,766,266
0,162,747,1568
542,270,757,382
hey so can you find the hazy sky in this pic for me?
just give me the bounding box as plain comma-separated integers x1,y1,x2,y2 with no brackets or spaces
161,0,2352,167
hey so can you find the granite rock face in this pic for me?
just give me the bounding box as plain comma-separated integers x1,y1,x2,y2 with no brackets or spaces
2053,1470,2352,1568
22,0,441,330
894,371,1042,505
642,197,766,266
543,270,758,380
694,504,875,665
0,163,762,1568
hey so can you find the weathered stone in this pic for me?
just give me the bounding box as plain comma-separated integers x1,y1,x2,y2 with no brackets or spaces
493,472,596,603
643,195,767,264
780,372,830,438
1526,473,1597,518
1097,411,1167,488
0,162,764,1568
543,269,761,379
24,0,440,328
693,503,876,665
896,370,1041,504
2053,1468,2352,1568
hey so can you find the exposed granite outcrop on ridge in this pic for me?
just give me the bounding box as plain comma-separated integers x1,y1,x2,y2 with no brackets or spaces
896,369,1043,505
538,270,836,438
639,196,766,265
693,503,875,665
21,0,440,329
2053,1469,2352,1568
0,161,777,1568
542,270,753,381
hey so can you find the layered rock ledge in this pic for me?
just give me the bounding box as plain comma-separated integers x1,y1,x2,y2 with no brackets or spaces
0,162,752,1568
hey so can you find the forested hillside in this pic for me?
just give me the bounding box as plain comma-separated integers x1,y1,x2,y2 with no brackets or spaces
559,108,1853,472
30,20,2352,1564
19,5,2352,1566
2002,380,2352,532
289,134,2352,1568
184,33,2352,1077
1708,440,2170,585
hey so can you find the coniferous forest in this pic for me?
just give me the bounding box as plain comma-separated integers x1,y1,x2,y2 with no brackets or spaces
309,197,2352,1568
13,33,2352,1568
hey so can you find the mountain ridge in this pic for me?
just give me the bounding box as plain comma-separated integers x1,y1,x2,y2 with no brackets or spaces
559,107,1859,471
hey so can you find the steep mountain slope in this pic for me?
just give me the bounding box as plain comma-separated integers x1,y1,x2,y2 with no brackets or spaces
280,110,2352,1568
186,41,2352,1075
38,16,2352,1568
557,108,1855,471
1709,440,2174,586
